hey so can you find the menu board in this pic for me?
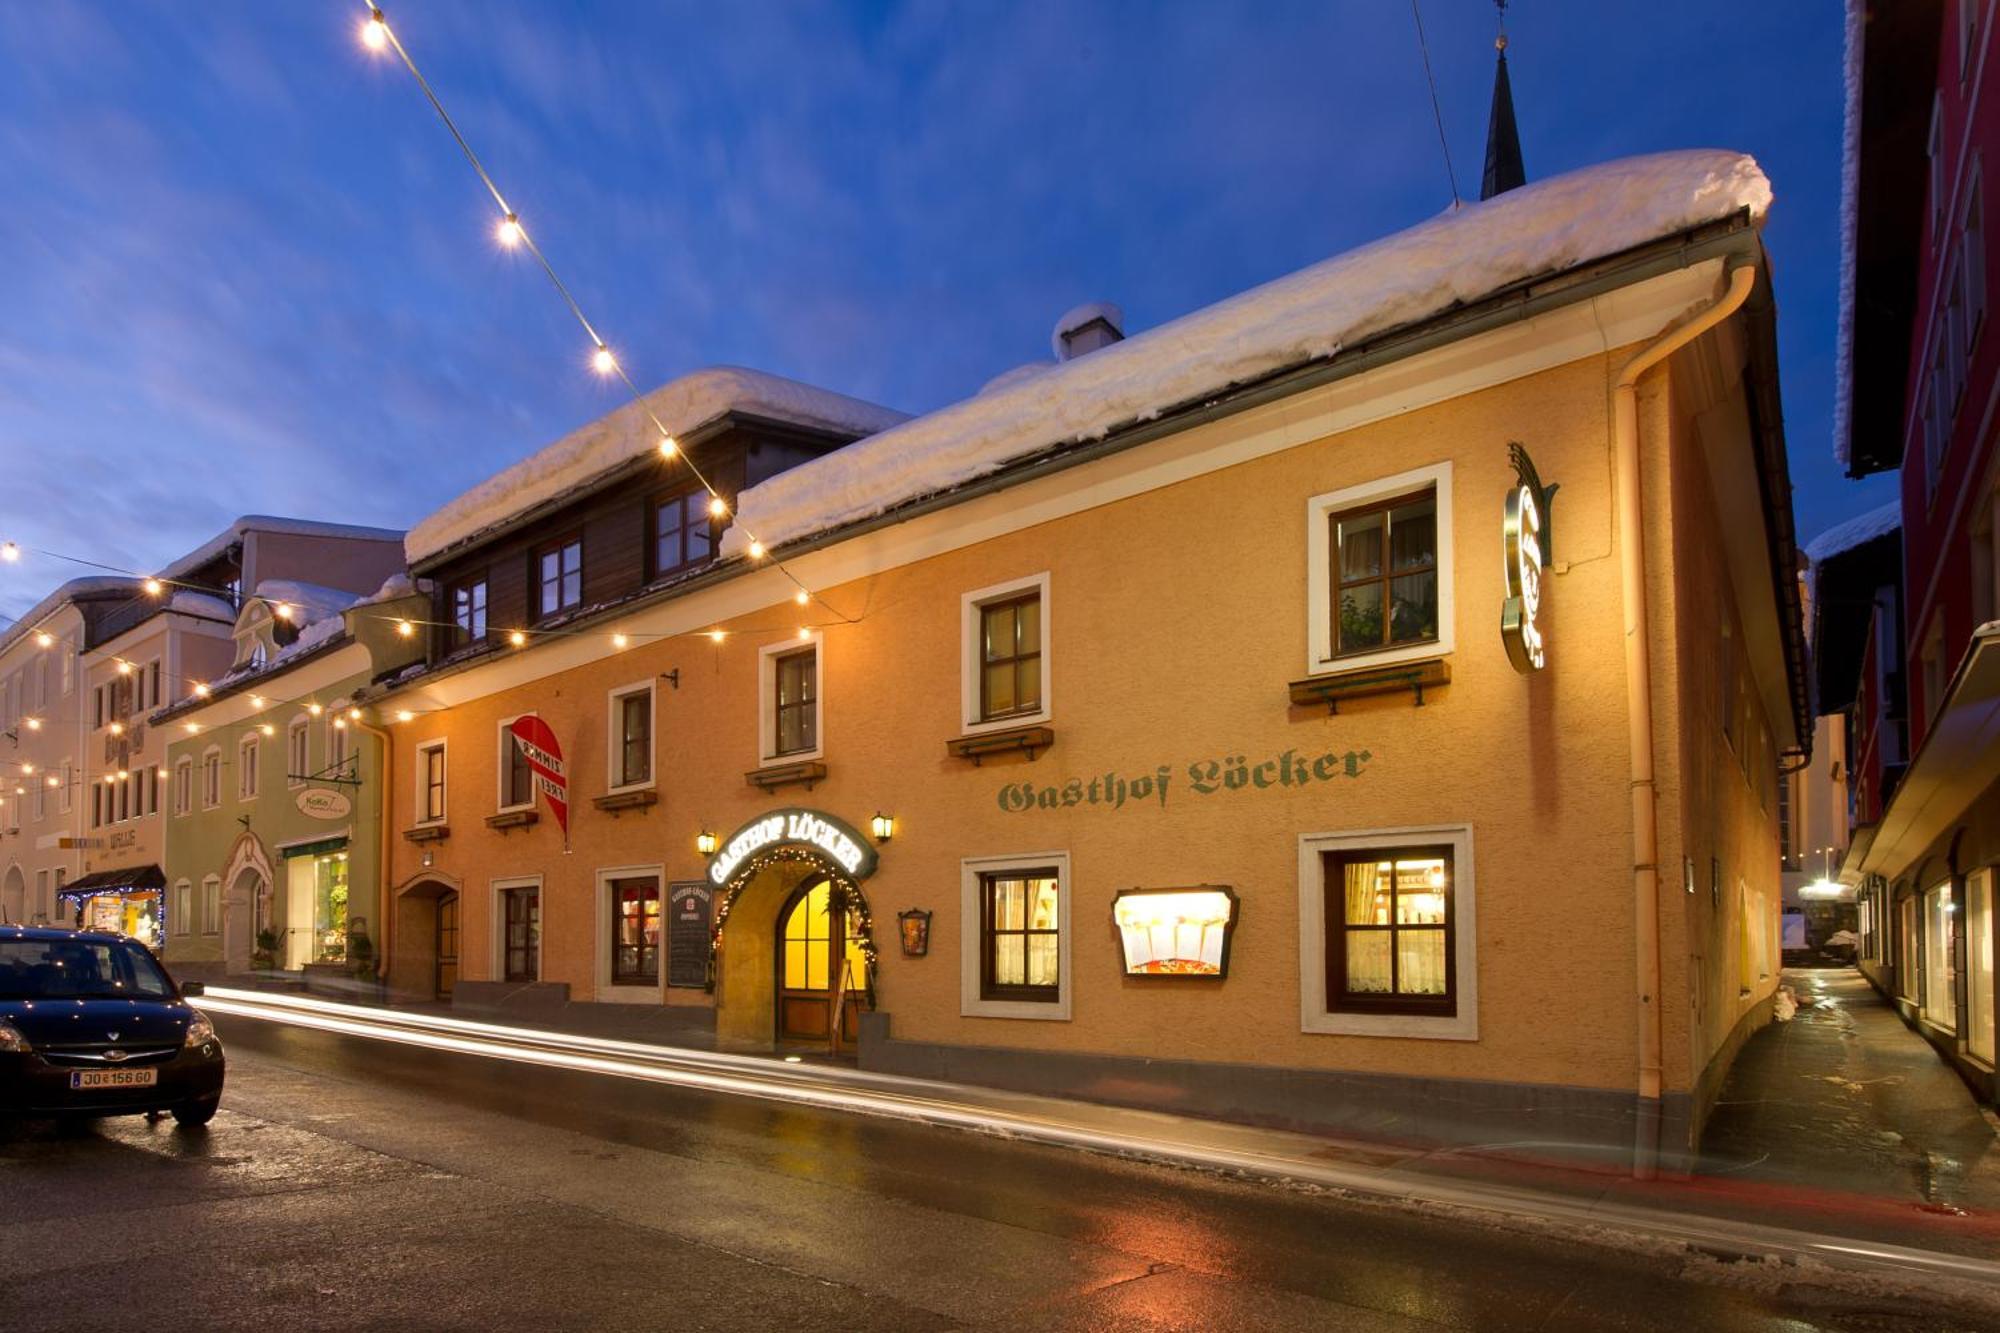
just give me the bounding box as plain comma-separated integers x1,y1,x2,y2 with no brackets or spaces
667,881,713,989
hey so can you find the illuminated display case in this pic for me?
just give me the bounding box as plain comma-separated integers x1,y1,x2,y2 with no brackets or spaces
1112,886,1238,979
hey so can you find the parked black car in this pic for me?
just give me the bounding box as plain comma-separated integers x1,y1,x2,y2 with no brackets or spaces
0,926,224,1125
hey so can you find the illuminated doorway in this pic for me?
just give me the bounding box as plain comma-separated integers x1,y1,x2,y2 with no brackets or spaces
776,876,867,1044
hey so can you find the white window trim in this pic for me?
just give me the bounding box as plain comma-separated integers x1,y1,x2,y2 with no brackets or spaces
960,849,1073,1022
172,758,193,818
327,715,352,782
605,679,657,794
496,714,537,813
237,734,260,802
594,864,666,1004
414,738,448,826
1298,823,1478,1041
173,879,192,937
200,874,221,937
58,760,72,815
286,716,310,790
757,633,824,765
200,745,223,811
959,571,1053,735
1305,461,1454,677
492,874,543,983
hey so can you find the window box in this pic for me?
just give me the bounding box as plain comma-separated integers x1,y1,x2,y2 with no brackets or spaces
746,759,828,793
485,809,540,832
593,788,659,815
1287,658,1450,713
946,724,1055,765
402,824,450,844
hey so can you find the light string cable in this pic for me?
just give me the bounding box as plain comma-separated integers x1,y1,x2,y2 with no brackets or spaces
1409,0,1461,208
353,5,853,623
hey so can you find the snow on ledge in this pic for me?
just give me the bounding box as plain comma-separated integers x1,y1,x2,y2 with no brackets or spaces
720,149,1772,560
406,367,909,566
1803,499,1899,563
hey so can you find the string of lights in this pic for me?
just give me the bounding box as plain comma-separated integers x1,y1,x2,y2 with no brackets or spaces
353,3,845,633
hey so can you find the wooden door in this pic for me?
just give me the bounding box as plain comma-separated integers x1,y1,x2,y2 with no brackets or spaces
777,878,863,1044
436,891,460,1001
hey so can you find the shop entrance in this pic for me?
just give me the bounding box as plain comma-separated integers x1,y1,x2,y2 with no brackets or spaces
436,892,460,1000
776,876,867,1044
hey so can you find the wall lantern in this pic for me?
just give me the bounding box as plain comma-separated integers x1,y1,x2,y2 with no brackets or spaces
695,828,719,857
1112,886,1239,978
870,812,895,842
897,908,932,958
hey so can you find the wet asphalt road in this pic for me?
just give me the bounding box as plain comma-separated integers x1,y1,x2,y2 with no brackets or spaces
0,1016,1994,1332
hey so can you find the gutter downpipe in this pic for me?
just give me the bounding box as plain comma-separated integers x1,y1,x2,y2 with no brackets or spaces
351,715,395,992
1615,262,1756,1180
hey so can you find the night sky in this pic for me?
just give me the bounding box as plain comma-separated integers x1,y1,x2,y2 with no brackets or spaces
0,2,1888,622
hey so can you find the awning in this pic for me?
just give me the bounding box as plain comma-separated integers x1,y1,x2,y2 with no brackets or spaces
1856,622,2000,880
58,864,166,897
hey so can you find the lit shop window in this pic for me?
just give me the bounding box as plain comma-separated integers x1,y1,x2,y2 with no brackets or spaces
1113,888,1238,978
980,870,1061,1002
610,877,660,987
1322,847,1454,1015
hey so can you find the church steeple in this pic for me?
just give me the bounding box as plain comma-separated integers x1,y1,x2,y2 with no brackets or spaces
1480,4,1525,200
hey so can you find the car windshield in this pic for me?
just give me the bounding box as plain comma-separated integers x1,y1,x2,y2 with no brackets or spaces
0,938,176,1000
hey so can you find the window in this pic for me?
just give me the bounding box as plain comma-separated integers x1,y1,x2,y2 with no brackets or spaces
653,489,715,577
608,684,653,789
502,884,540,983
1971,869,1995,1063
146,661,160,713
144,765,160,816
1931,93,1947,239
60,642,72,696
33,773,45,823
960,851,1072,1020
961,573,1052,732
173,881,192,936
58,760,71,815
200,876,221,937
536,536,582,619
773,648,817,757
328,718,352,780
1300,825,1477,1039
416,740,446,824
1966,162,1987,348
609,877,660,987
287,717,310,789
499,719,536,810
173,758,193,817
201,747,222,810
1307,464,1454,674
1924,880,1957,1031
238,735,260,801
451,577,488,645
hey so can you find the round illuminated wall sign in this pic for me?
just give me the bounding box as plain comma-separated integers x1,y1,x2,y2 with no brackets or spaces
1501,481,1546,673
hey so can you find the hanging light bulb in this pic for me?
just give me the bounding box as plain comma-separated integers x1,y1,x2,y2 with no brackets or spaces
334,718,347,731
591,345,616,375
347,707,362,721
658,435,678,459
496,212,523,247
33,631,52,648
259,724,275,737
109,722,124,736
20,763,32,776
23,717,40,732
611,633,629,649
707,629,725,644
0,541,18,562
361,8,389,51
747,540,765,559
307,703,323,717
509,629,528,647
707,496,727,519
796,627,811,641
248,695,264,709
793,590,810,607
396,710,414,723
45,776,58,788
274,602,294,621
183,722,199,734
143,577,163,596
193,683,210,698
396,619,414,637
116,660,132,675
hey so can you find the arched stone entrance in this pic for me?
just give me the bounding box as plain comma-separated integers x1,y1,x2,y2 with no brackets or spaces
707,810,881,1050
221,832,274,975
390,874,462,1003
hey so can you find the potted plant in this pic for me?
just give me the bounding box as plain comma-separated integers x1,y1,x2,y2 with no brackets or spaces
252,929,280,973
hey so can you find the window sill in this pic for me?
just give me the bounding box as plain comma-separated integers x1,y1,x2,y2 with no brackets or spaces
962,995,1070,1022
746,759,827,793
402,824,450,844
1288,657,1450,713
593,789,659,816
487,809,539,832
946,724,1054,765
1302,1008,1476,1041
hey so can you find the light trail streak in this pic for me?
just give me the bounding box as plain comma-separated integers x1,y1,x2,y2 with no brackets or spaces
203,989,2000,1289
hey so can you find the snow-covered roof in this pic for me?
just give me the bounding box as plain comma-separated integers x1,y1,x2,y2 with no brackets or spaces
1804,499,1900,563
1051,301,1124,358
246,580,362,631
1832,0,1865,470
720,149,1773,560
0,576,138,658
406,367,910,567
159,515,405,581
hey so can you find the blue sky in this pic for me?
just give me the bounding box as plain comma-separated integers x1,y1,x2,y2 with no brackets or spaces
0,1,1887,621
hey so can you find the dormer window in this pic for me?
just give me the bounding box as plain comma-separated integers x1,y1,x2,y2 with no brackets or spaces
450,576,489,645
537,536,582,619
652,489,715,578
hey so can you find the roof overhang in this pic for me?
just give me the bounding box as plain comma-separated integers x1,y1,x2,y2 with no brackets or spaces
1856,622,2000,879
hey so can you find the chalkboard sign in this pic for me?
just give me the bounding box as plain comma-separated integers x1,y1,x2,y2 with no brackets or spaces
667,881,713,990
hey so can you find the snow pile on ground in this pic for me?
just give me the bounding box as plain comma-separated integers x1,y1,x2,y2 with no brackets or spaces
1803,499,1899,562
1774,987,1800,1022
406,367,910,565
720,149,1772,559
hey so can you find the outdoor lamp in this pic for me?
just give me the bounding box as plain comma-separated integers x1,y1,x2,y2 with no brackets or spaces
695,828,719,857
870,812,895,842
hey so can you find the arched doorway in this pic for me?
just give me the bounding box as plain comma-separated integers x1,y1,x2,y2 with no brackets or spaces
776,875,870,1043
1,865,24,925
220,832,275,976
390,875,462,1003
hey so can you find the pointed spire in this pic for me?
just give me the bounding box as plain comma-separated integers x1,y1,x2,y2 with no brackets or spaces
1481,3,1525,200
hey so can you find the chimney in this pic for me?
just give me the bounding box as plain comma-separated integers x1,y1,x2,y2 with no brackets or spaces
1052,302,1125,362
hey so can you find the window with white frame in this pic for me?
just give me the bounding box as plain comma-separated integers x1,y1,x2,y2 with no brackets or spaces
960,851,1072,1021
59,760,72,815
1306,463,1453,674
237,734,260,801
595,866,664,998
287,717,309,788
498,717,536,811
1299,824,1478,1041
201,746,222,810
416,739,446,824
200,875,221,937
32,773,45,822
607,682,654,790
758,635,822,763
328,716,354,780
59,641,73,696
173,880,192,936
173,758,193,817
961,572,1051,732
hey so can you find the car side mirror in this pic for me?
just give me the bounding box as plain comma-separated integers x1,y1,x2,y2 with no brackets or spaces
181,981,206,998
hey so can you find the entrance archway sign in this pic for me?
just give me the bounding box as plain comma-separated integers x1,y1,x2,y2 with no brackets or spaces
705,808,878,886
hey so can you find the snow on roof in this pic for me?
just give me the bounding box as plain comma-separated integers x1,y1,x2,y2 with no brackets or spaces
1832,0,1865,470
0,576,139,658
1803,499,1900,563
165,590,237,622
159,515,405,581
720,149,1773,560
1051,301,1124,357
248,580,362,630
406,366,910,566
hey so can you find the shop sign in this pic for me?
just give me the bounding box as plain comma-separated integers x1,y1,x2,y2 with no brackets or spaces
996,746,1371,815
706,807,878,885
1501,442,1554,675
295,787,352,821
1113,886,1238,978
507,715,569,838
666,881,713,989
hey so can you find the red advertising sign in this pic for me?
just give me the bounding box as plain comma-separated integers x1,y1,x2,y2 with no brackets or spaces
507,715,569,839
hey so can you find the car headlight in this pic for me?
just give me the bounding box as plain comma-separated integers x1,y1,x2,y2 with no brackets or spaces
0,1020,30,1054
183,1012,217,1048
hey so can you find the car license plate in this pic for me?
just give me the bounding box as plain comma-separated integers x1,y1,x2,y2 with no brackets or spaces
69,1068,157,1090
